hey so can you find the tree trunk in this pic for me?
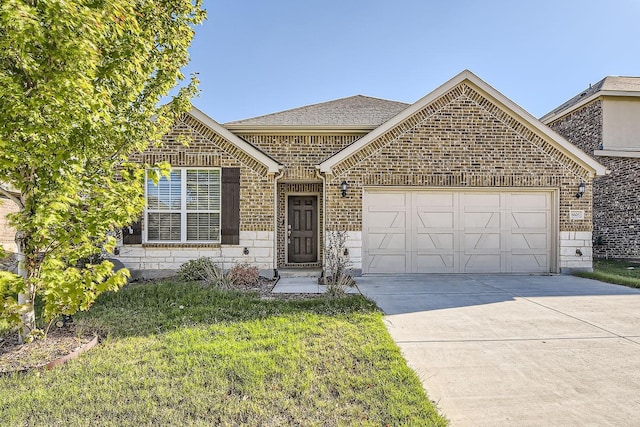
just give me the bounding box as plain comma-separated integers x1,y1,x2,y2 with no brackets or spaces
15,232,35,344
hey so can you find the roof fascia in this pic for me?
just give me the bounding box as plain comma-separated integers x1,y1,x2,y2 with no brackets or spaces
223,125,374,135
188,107,282,173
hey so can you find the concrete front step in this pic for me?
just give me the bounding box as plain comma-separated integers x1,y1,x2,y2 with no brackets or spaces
277,268,322,278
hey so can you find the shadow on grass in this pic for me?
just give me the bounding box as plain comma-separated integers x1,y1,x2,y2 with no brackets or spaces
75,280,379,339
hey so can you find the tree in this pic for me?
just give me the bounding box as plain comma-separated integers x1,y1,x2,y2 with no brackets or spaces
0,0,205,342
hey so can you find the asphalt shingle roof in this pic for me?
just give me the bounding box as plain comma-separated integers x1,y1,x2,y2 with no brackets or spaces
224,95,410,127
546,76,640,117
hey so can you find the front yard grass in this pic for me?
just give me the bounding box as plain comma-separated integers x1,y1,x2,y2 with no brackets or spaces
0,281,446,426
576,259,640,288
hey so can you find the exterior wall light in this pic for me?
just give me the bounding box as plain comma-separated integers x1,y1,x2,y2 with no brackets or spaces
576,182,586,198
341,181,348,197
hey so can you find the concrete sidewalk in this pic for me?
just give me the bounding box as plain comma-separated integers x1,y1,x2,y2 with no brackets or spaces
356,274,640,426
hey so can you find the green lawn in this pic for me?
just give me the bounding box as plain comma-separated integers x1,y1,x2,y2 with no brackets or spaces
576,259,640,288
0,281,446,426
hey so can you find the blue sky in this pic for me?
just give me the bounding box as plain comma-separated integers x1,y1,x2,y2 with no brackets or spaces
181,0,640,123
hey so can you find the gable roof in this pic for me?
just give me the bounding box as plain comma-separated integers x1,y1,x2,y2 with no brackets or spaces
187,107,282,173
224,95,409,132
318,70,608,177
541,76,640,123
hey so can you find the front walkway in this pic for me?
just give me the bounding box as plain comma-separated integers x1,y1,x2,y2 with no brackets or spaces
271,277,359,294
356,274,640,426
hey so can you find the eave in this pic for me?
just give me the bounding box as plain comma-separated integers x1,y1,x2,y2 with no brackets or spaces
223,124,374,135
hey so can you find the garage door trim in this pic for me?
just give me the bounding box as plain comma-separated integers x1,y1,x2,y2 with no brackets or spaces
362,187,559,274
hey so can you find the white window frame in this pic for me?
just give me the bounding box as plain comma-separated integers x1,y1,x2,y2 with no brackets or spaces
144,167,221,244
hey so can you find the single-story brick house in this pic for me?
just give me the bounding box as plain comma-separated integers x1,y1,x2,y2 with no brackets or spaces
114,70,607,278
541,77,640,259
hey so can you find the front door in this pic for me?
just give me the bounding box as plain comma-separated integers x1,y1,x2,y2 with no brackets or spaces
288,196,318,263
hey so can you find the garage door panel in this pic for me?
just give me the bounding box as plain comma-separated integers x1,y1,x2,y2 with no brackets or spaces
511,193,550,208
366,254,409,274
368,211,406,228
368,192,409,207
363,190,553,274
414,192,454,207
368,232,406,251
465,233,501,250
511,233,548,250
415,232,454,250
511,254,548,272
416,211,454,228
463,254,502,273
464,193,500,206
464,211,500,228
511,212,547,228
416,254,454,273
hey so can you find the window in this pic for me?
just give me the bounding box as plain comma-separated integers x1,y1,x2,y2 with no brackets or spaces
145,168,221,243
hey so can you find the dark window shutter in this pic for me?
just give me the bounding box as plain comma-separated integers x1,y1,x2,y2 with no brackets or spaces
221,168,240,245
122,218,142,245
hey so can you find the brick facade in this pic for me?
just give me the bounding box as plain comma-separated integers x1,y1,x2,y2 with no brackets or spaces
118,115,277,278
548,100,640,259
324,83,595,272
239,134,362,181
113,74,602,276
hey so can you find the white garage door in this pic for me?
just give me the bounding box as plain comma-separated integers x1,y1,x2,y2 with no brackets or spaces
363,189,554,274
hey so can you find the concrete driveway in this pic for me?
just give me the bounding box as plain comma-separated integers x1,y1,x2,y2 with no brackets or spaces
356,274,640,426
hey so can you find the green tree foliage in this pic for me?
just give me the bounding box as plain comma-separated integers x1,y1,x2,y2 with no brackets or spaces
0,0,205,342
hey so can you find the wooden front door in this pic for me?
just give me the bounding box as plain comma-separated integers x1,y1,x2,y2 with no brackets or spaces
288,196,318,263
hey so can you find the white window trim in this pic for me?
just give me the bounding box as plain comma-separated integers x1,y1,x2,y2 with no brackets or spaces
144,167,222,244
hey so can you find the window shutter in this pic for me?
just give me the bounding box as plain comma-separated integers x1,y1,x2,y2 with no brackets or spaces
221,168,240,245
122,218,142,245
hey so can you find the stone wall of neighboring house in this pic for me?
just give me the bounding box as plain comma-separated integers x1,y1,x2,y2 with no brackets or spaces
0,196,18,253
548,100,640,259
118,116,276,279
324,83,595,272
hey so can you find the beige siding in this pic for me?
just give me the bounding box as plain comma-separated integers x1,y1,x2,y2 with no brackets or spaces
603,98,640,151
0,197,18,253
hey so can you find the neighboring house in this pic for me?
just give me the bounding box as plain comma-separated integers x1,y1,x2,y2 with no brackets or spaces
115,70,607,278
0,195,18,253
542,77,640,259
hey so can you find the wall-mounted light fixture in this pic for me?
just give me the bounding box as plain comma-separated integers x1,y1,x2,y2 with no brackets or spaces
340,181,348,197
576,182,586,198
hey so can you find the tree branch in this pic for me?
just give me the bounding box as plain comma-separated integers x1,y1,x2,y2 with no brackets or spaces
0,184,23,209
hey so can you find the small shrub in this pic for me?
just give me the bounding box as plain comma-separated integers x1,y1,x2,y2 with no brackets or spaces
227,263,259,287
323,231,355,298
177,257,218,282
